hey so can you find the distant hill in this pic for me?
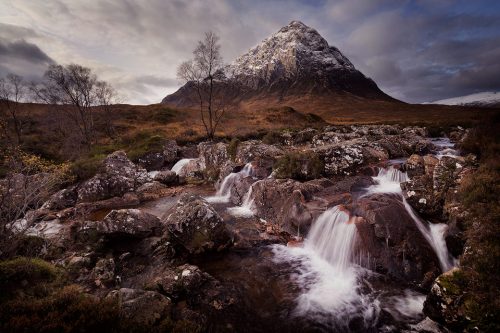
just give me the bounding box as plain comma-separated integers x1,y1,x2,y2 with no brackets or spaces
430,91,500,108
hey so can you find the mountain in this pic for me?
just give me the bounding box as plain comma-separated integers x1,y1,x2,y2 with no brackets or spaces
430,91,500,108
162,21,397,110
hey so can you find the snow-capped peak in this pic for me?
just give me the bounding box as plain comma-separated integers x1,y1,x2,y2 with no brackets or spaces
226,20,355,87
430,91,500,107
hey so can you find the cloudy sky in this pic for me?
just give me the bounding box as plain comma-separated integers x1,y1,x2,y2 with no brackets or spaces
1,0,499,104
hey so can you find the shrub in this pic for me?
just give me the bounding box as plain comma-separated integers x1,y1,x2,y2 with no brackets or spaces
152,107,176,124
0,257,61,298
273,151,324,180
71,154,106,180
262,131,282,145
121,130,165,162
227,138,240,161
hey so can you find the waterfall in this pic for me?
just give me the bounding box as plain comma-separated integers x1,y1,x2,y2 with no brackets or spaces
403,200,455,272
171,158,195,174
364,166,455,272
206,163,254,203
226,181,257,217
363,166,408,196
305,206,358,269
272,206,380,329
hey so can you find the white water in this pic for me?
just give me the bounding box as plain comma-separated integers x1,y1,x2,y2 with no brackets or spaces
365,166,455,272
171,158,195,174
206,163,254,203
403,200,455,272
363,166,408,196
272,206,380,329
431,137,459,159
226,181,257,217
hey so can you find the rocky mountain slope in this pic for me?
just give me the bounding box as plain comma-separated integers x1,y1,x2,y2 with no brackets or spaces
162,21,396,108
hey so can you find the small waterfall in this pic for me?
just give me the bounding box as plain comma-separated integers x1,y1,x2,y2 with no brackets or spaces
365,166,455,272
171,158,195,174
403,200,455,272
272,206,380,329
305,206,358,269
206,163,254,203
363,166,408,196
227,181,257,217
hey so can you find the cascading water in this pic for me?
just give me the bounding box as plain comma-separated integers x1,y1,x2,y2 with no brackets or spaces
206,163,254,203
226,181,258,217
171,158,195,174
431,137,459,159
365,166,455,272
272,206,380,329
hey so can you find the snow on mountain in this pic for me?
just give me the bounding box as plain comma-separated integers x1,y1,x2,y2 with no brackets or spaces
226,21,355,88
430,91,500,107
163,20,393,106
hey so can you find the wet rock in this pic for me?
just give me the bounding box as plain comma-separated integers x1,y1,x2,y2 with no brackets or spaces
405,154,425,178
234,140,284,169
423,268,470,330
162,139,180,166
314,142,364,176
198,142,228,171
42,186,78,210
92,258,115,286
107,288,172,326
177,158,205,178
77,151,149,202
401,175,442,219
99,209,162,239
250,178,325,234
423,155,439,176
163,195,231,254
137,140,180,171
354,194,441,288
153,170,179,186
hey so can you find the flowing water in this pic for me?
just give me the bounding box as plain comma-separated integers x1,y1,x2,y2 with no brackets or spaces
205,163,255,203
364,166,455,272
226,181,257,217
171,158,195,174
272,206,381,331
431,137,459,159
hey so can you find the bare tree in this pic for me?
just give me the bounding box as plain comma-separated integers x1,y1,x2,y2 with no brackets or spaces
0,149,71,257
177,32,228,140
0,74,27,145
32,64,117,148
95,80,118,138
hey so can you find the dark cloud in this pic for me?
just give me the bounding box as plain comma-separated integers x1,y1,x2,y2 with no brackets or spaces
0,39,54,64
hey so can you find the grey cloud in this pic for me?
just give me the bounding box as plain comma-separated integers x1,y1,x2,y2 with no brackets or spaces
1,0,499,103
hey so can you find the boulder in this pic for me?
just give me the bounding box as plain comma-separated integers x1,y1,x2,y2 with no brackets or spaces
136,140,180,171
423,268,470,331
42,186,78,210
163,195,231,254
353,193,441,288
107,288,172,326
423,154,439,176
198,142,228,171
92,258,115,286
404,154,425,178
314,142,364,176
77,151,149,202
153,170,178,186
177,158,205,178
234,140,284,169
98,209,162,239
401,175,442,219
